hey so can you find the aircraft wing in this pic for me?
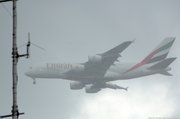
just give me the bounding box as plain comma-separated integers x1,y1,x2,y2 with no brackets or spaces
102,41,133,55
84,41,133,78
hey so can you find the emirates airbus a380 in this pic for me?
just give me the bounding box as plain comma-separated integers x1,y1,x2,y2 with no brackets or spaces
25,37,176,93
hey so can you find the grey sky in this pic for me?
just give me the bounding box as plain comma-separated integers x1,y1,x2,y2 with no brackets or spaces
0,0,180,119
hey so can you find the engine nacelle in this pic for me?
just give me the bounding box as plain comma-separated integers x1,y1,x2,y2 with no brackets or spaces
88,55,102,63
72,64,85,73
85,85,101,93
70,82,84,90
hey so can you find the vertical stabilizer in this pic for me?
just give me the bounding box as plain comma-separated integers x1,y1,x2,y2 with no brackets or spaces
123,37,176,74
143,37,175,64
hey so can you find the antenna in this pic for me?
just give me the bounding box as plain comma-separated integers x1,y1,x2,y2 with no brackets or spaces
0,112,25,119
1,1,45,119
26,32,30,58
0,0,25,119
18,32,45,58
18,33,31,58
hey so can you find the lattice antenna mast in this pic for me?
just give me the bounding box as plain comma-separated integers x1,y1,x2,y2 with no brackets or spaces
0,0,27,119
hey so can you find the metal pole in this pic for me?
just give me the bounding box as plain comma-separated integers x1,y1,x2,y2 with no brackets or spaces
0,0,25,118
12,0,18,119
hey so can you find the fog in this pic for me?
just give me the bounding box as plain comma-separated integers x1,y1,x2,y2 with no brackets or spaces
0,1,180,119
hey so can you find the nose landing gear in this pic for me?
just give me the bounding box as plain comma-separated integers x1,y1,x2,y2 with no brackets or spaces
32,78,36,84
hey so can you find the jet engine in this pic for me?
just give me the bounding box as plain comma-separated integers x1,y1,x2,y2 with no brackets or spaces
72,64,85,73
70,82,84,90
85,85,101,93
88,55,102,63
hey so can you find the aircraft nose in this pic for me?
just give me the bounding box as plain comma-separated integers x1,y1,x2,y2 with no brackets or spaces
25,70,30,77
25,67,33,77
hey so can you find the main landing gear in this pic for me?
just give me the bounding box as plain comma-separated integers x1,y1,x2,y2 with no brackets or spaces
32,78,36,84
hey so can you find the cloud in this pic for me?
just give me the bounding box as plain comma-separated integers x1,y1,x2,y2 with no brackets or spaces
73,84,175,119
1,1,180,119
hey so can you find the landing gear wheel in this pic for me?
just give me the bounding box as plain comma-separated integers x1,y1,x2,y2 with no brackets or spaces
33,80,36,84
32,78,36,84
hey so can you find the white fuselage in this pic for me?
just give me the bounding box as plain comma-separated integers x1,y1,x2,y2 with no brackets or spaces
25,62,167,83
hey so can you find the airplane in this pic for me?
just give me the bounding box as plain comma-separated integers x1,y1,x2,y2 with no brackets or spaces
25,37,176,93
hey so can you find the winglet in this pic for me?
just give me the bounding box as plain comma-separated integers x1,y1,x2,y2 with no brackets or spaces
132,39,136,43
103,41,133,55
125,86,128,91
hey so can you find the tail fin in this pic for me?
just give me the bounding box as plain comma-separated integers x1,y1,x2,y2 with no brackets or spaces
148,57,177,70
123,38,176,74
141,37,175,64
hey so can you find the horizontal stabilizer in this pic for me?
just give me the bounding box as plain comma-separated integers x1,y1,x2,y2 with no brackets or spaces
148,57,177,70
159,71,173,76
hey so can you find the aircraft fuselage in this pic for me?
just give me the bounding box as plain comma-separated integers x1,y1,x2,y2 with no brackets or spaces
25,62,170,83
